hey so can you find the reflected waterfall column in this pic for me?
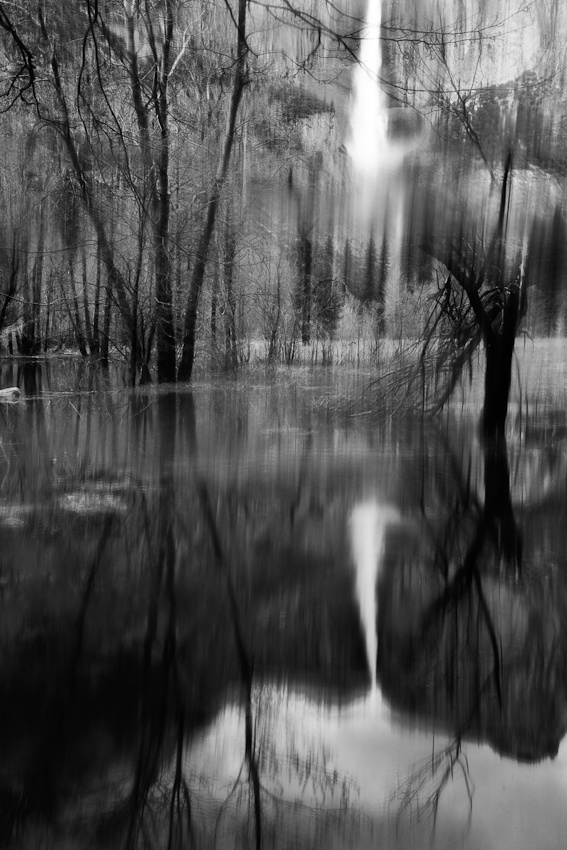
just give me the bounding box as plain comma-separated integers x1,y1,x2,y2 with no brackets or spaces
350,502,400,691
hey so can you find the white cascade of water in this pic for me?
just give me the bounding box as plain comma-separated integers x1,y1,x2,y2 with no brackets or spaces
346,0,409,335
347,0,388,175
350,501,400,693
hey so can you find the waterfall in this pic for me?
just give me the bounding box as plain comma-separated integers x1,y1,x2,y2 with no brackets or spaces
347,0,388,175
346,0,411,337
350,502,400,692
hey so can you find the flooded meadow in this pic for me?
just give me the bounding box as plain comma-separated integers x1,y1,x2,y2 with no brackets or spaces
0,353,566,849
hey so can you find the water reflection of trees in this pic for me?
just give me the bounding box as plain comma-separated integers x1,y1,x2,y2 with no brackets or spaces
0,388,205,848
381,421,567,827
0,378,372,848
391,733,474,829
2,369,567,846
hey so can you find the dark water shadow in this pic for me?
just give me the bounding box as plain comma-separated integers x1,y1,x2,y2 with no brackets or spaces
0,366,565,847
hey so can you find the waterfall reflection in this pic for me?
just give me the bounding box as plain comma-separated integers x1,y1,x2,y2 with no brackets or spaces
0,370,566,847
350,500,400,691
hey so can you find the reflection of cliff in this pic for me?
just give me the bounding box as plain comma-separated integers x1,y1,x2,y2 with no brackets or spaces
378,435,567,763
0,473,372,847
2,387,567,845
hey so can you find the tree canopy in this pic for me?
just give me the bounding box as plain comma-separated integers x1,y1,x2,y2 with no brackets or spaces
0,0,564,395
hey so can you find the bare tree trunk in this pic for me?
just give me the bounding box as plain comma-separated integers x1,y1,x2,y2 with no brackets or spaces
20,210,36,355
123,0,176,383
154,8,176,383
210,265,219,346
100,281,112,367
177,0,248,382
224,211,238,369
44,270,54,352
82,249,94,353
0,231,20,336
293,155,319,348
31,200,45,353
155,141,176,382
38,8,133,340
297,232,312,346
66,256,89,357
128,212,148,386
92,241,101,355
21,268,33,355
129,272,140,387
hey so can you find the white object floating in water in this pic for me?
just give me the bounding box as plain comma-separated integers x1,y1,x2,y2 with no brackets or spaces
0,387,20,402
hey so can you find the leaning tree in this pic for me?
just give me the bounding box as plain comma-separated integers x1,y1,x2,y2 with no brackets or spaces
374,0,567,442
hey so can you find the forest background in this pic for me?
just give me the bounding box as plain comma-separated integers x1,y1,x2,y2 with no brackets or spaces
0,0,566,412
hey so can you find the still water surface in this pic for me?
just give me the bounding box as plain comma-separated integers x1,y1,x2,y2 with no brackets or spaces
0,359,566,849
